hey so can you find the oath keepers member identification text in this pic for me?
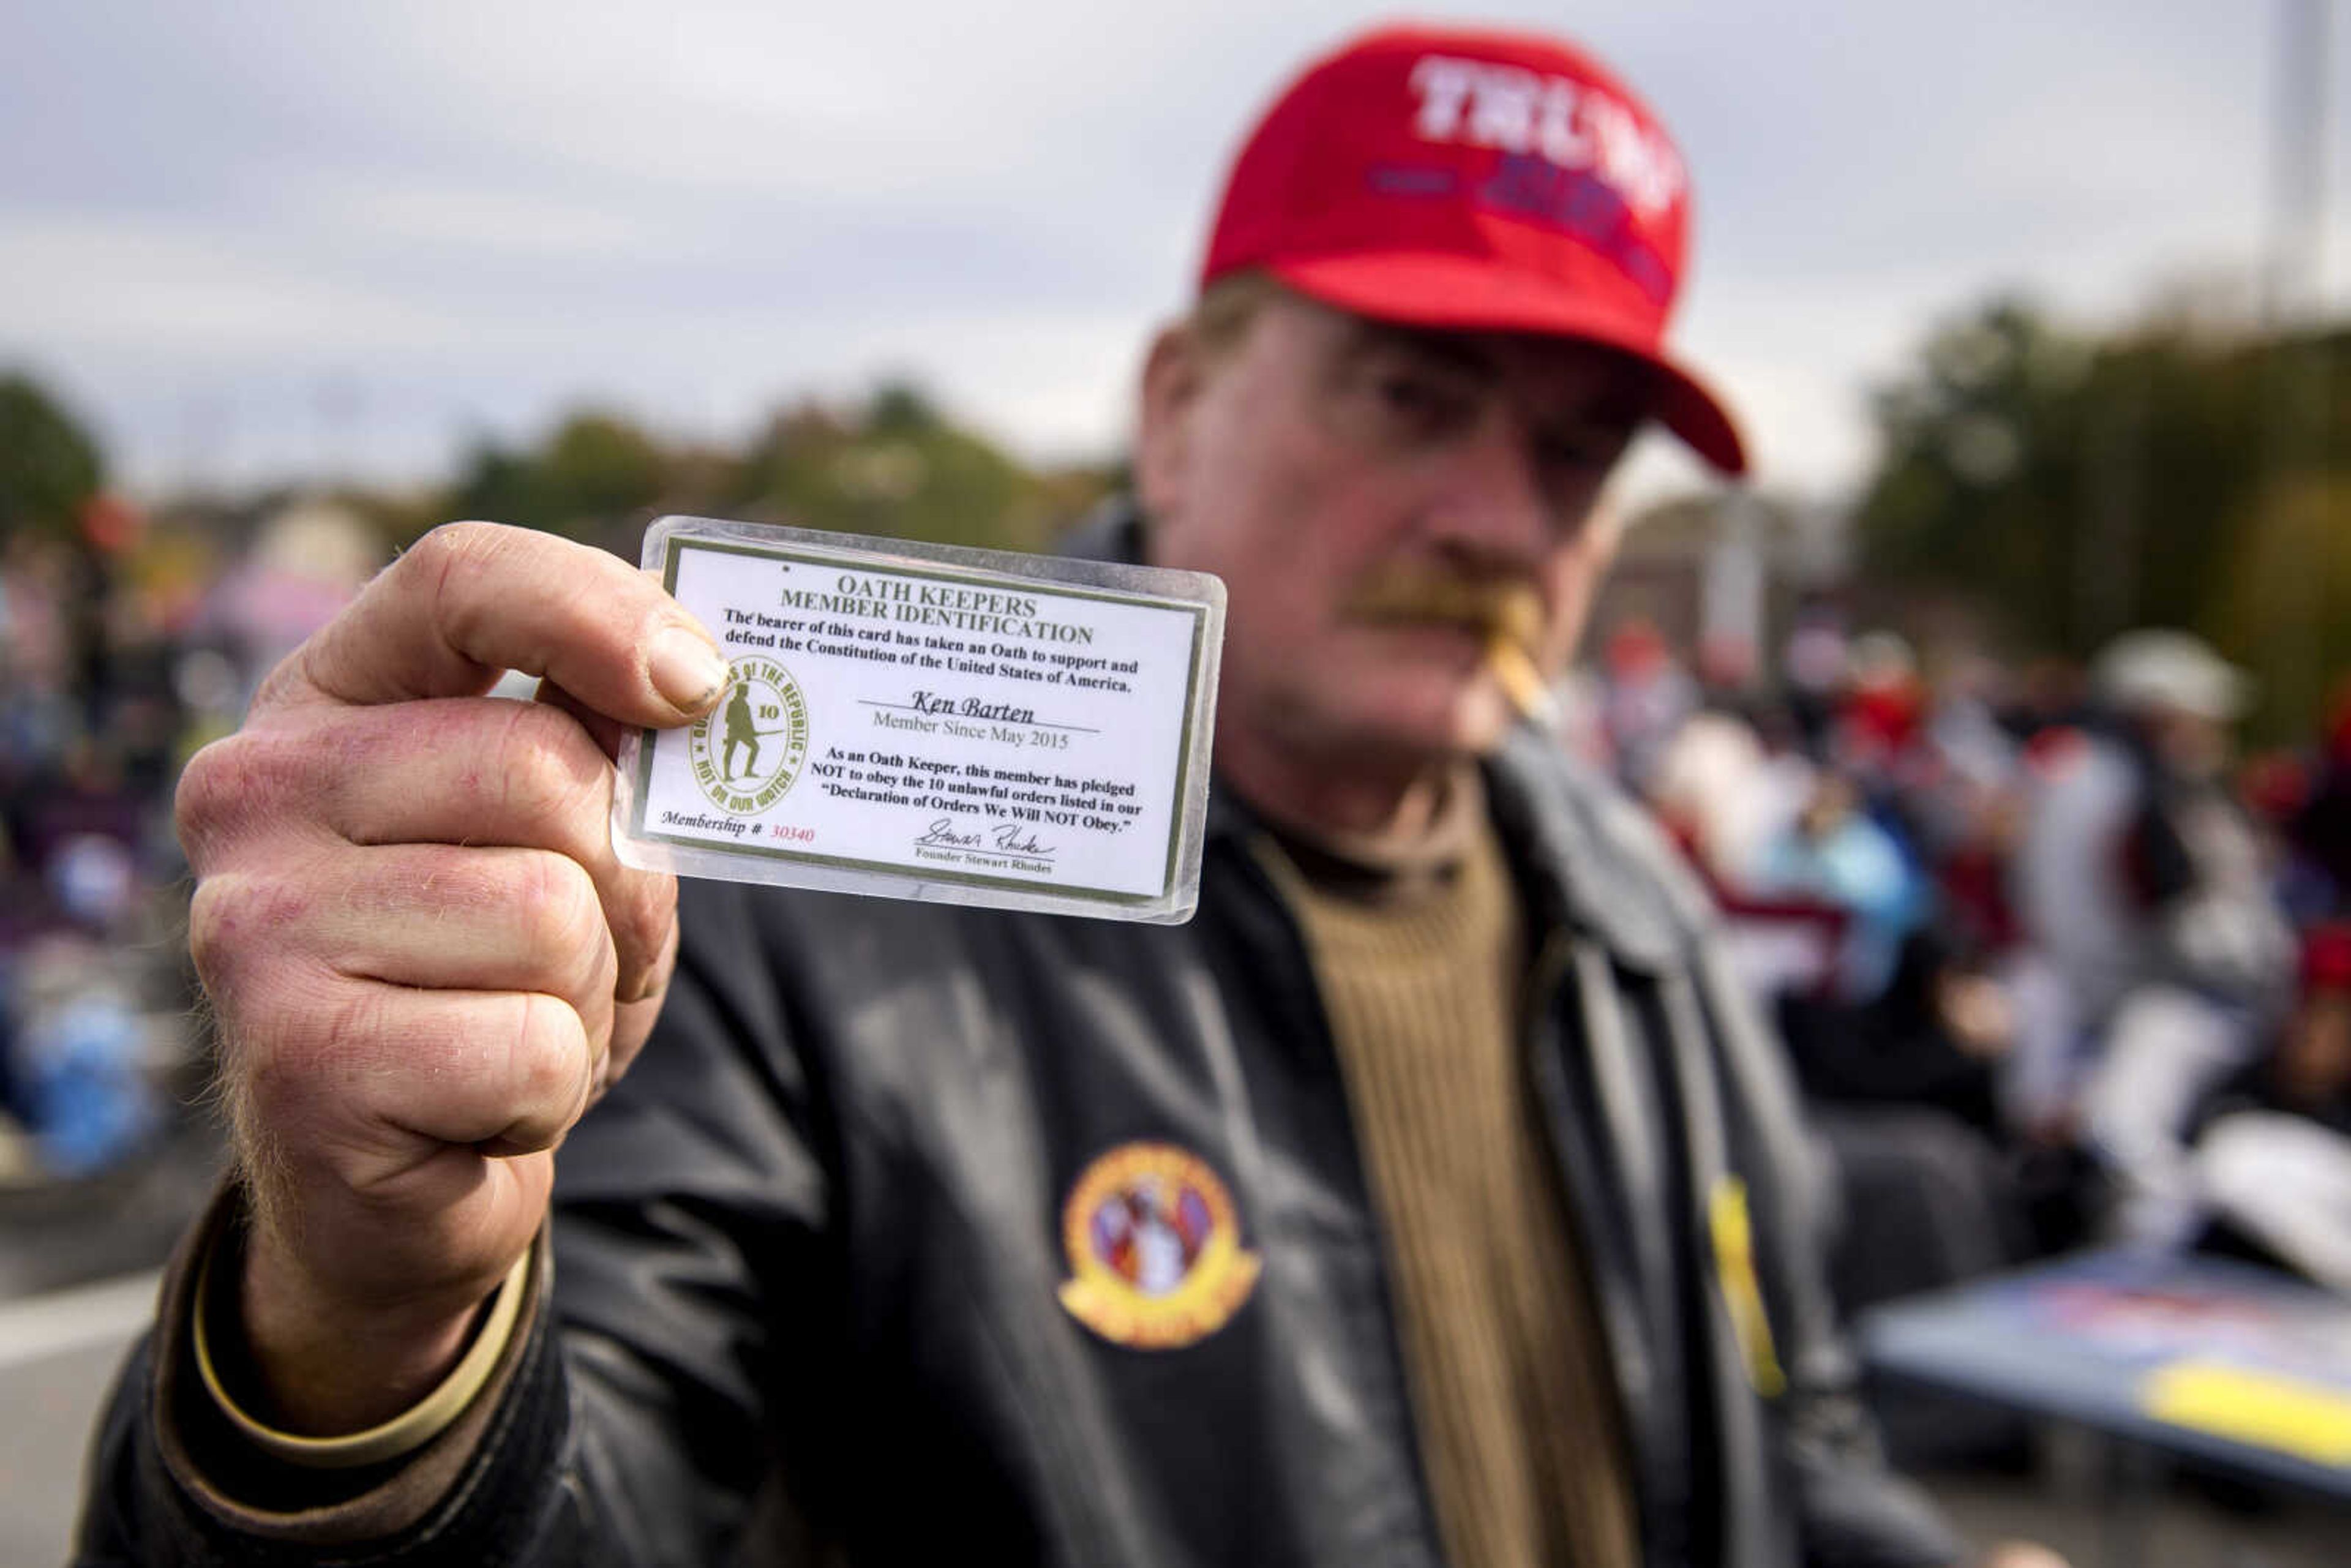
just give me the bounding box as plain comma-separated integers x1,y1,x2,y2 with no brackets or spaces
613,517,1225,925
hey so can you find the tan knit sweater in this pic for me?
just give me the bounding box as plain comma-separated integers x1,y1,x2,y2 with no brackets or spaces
1263,776,1638,1568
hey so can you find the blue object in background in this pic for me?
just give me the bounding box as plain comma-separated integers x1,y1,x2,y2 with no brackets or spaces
1760,807,1929,1003
20,990,156,1177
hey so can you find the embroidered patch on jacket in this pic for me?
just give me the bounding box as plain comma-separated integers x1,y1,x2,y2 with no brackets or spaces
1056,1142,1261,1349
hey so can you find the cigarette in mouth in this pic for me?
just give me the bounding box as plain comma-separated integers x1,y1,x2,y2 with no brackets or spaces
1485,634,1556,726
1485,587,1554,726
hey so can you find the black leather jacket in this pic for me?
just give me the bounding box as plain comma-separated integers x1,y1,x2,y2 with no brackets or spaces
80,732,1961,1568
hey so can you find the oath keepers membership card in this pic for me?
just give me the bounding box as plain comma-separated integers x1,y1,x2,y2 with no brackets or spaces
613,517,1225,925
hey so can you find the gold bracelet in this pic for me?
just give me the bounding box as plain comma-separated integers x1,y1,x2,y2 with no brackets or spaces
190,1240,532,1470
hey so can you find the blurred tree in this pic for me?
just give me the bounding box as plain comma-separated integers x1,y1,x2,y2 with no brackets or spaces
0,372,105,543
541,412,667,521
1853,298,2349,736
866,381,942,438
727,386,1109,555
445,410,666,545
393,386,1115,565
2208,472,2351,733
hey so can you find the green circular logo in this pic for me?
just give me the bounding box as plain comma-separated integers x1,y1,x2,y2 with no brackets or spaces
689,655,809,816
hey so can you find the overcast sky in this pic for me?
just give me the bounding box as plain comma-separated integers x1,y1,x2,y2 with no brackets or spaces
4,1,2345,507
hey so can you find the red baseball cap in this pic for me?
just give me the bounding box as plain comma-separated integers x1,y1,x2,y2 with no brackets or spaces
1201,23,1746,475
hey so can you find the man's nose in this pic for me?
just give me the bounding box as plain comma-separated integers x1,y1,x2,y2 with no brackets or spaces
1422,409,1557,566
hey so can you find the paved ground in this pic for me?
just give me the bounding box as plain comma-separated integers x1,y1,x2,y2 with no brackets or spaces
0,1121,221,1564
0,1272,160,1566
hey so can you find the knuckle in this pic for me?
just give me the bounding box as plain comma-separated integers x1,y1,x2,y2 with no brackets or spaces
610,872,677,983
407,522,512,646
174,735,274,865
175,724,344,866
185,873,252,993
407,519,507,587
173,748,231,867
510,992,590,1112
184,881,226,986
492,702,608,836
513,851,608,970
189,871,330,1003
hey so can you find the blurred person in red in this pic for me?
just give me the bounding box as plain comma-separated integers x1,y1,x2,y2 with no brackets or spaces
1599,615,1696,790
1831,633,1927,786
2286,676,2351,918
81,23,2006,1568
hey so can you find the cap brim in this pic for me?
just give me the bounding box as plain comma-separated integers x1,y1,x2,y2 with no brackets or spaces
1264,252,1748,476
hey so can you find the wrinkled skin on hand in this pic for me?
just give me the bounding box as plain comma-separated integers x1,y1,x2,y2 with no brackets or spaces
179,521,726,1432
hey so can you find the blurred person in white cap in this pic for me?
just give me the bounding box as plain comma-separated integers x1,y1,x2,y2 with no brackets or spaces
78,21,2036,1568
2092,629,2254,784
2006,628,2293,1242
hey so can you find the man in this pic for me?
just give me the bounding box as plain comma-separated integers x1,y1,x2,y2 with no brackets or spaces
80,24,1968,1567
2009,630,2293,1238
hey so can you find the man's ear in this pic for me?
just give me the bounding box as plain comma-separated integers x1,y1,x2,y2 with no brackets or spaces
1134,323,1205,522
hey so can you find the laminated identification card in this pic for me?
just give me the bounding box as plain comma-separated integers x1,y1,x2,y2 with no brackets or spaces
614,517,1225,924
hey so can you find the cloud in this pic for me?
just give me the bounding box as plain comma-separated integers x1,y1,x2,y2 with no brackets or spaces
0,215,464,358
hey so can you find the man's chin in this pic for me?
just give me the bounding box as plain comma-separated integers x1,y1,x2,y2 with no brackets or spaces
1330,678,1517,765
1443,688,1519,757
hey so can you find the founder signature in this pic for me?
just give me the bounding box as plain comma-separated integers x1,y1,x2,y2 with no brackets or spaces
915,819,1057,859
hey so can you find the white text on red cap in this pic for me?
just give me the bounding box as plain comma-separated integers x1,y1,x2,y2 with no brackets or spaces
1408,55,1685,222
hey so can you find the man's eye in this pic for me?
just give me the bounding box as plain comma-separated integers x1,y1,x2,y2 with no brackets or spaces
1374,372,1468,431
1537,426,1634,475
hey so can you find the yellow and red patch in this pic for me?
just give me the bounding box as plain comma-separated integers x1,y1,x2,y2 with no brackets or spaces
1056,1142,1261,1350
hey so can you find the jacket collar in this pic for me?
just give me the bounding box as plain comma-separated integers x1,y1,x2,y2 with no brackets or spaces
1054,497,1685,971
1483,732,1685,973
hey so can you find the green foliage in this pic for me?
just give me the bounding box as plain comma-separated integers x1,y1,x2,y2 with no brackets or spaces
723,386,1108,555
2207,472,2351,737
425,388,1112,560
866,381,942,438
1853,298,2350,733
446,410,668,544
0,372,105,542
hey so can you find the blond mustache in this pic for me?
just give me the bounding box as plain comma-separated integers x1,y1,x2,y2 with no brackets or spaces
1341,569,1554,724
1342,570,1545,643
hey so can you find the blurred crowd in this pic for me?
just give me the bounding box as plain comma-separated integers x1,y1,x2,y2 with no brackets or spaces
1553,606,2351,1349
0,495,375,1187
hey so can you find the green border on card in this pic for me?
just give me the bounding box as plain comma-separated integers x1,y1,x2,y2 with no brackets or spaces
630,534,1209,904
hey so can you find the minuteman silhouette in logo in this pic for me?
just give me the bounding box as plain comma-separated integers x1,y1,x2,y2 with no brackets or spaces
688,656,809,816
722,679,761,782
